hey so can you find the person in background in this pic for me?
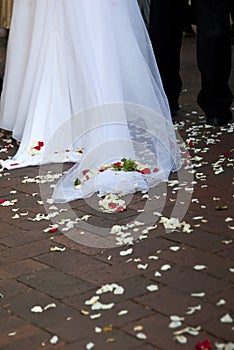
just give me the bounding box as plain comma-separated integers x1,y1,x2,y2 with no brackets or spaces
0,0,13,34
0,0,13,93
183,0,196,37
149,0,233,126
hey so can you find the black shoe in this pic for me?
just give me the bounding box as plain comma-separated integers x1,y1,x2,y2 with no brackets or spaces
184,25,196,38
206,110,232,126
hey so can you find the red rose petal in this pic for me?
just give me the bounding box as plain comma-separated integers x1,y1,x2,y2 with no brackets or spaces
38,141,44,147
113,162,122,167
141,168,151,174
48,228,58,233
153,167,159,173
0,199,6,204
82,169,89,176
117,206,125,212
195,339,212,350
188,141,194,147
10,163,20,166
108,202,117,209
34,145,41,151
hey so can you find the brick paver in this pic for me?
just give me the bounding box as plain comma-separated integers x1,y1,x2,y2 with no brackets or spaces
0,34,234,350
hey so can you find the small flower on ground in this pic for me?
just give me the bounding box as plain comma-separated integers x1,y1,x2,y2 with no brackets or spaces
195,339,212,350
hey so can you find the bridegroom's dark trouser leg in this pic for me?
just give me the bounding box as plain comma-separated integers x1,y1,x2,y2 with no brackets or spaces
149,0,187,113
194,0,233,118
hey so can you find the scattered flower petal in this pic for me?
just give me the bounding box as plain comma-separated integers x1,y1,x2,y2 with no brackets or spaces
193,265,207,271
146,284,159,292
31,306,43,313
50,336,59,345
220,314,233,323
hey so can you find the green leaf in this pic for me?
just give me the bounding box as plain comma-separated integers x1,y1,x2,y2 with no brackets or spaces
74,178,81,186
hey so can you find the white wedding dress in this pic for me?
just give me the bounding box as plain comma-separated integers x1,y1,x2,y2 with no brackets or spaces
0,0,181,201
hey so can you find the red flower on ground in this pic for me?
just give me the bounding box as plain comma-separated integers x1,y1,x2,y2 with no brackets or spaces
108,202,117,209
113,162,122,168
38,141,44,148
48,228,58,233
33,141,44,151
141,168,151,174
0,199,6,204
195,339,212,350
117,206,125,212
188,140,194,147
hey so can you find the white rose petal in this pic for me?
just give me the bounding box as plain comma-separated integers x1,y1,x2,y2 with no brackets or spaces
94,327,102,333
44,303,56,311
186,305,202,315
193,264,207,271
169,321,182,329
8,332,16,337
119,248,133,256
229,268,234,273
31,306,43,313
191,292,206,297
11,214,20,219
50,336,59,345
216,299,226,306
161,264,171,271
222,240,232,245
169,246,180,252
170,315,184,322
146,284,159,292
91,302,115,311
175,335,187,344
136,332,147,340
154,271,162,277
118,310,128,316
148,255,159,260
220,314,233,323
90,313,101,320
50,246,66,252
85,296,100,305
86,342,95,350
137,264,148,270
225,217,233,222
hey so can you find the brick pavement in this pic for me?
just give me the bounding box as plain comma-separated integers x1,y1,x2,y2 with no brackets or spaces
0,35,234,350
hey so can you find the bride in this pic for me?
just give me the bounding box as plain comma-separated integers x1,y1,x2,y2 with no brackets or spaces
0,0,181,202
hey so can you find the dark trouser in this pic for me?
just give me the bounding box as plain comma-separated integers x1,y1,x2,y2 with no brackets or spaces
194,0,233,117
149,0,233,118
149,1,187,112
149,0,186,109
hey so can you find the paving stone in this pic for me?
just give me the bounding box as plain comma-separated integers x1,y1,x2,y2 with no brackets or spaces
56,330,140,350
0,259,49,279
35,249,110,277
4,289,84,330
0,239,56,264
149,264,230,295
0,322,65,350
159,245,232,274
0,229,53,248
18,267,95,299
165,228,233,253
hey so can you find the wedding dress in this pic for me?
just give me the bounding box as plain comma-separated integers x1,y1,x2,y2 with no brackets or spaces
0,0,181,202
